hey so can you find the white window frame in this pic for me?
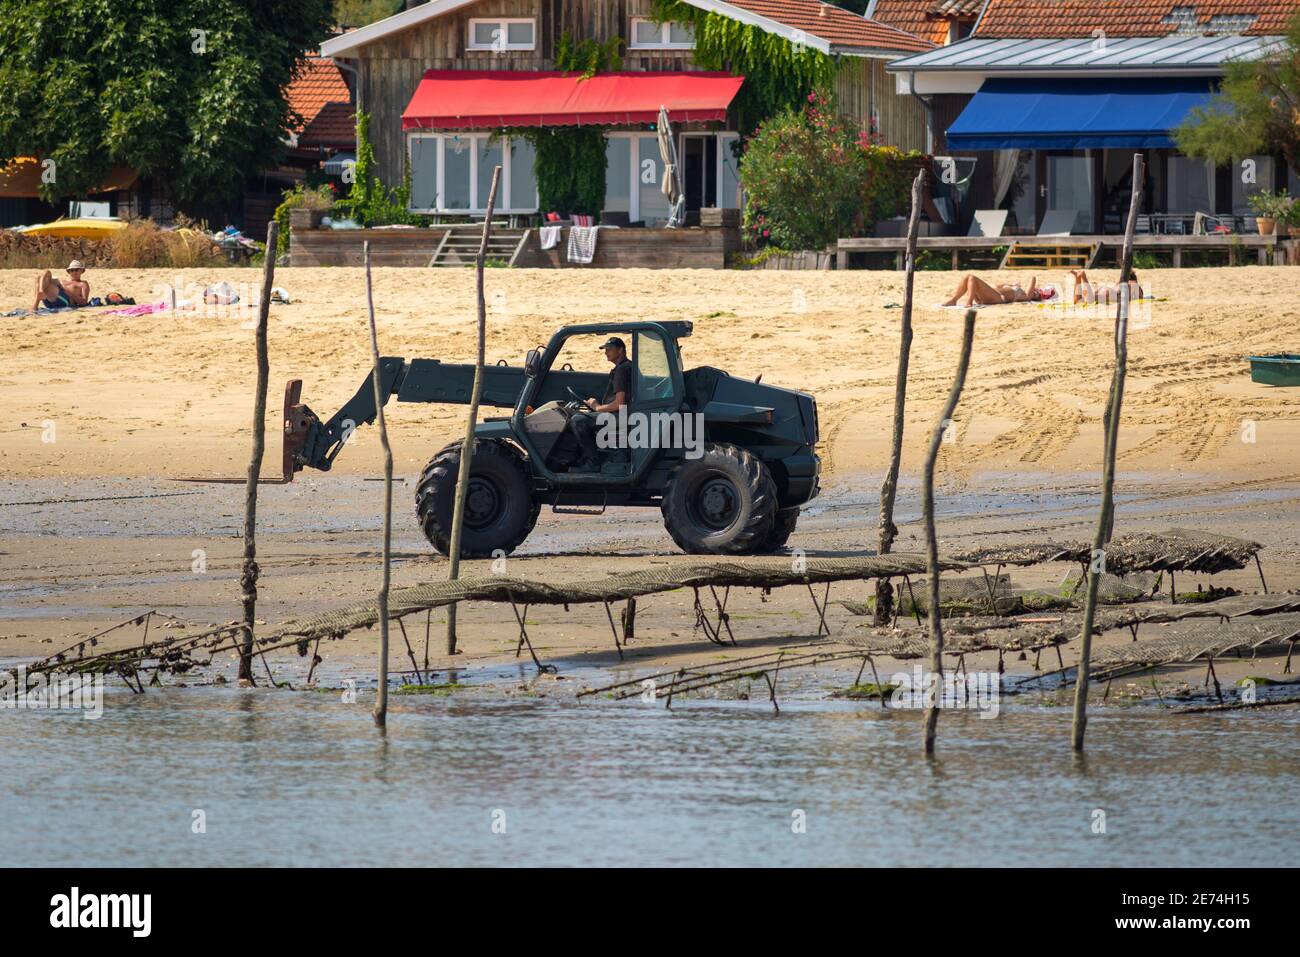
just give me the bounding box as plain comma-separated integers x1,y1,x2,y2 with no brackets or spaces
407,132,539,215
716,131,741,210
629,17,694,50
467,17,536,52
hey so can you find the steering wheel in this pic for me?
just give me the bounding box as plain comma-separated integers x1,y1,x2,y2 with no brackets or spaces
566,386,597,413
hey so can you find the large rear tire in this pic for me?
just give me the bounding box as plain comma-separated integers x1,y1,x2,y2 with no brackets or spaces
762,507,800,552
415,440,539,558
660,443,778,554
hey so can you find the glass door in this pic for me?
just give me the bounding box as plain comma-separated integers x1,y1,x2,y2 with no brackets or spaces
1044,152,1093,233
679,133,717,211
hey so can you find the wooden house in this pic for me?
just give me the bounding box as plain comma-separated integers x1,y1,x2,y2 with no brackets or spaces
320,0,933,223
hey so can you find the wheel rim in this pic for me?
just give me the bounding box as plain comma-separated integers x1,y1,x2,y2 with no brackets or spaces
464,476,504,530
689,474,740,532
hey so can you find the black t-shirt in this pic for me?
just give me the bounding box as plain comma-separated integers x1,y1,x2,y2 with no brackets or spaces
603,358,632,405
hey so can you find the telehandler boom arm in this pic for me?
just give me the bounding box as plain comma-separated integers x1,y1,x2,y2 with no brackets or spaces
282,357,527,478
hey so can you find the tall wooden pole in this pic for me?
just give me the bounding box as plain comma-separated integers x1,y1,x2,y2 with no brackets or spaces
1072,153,1145,752
446,165,501,655
875,169,925,624
364,241,394,727
922,308,977,756
238,220,279,682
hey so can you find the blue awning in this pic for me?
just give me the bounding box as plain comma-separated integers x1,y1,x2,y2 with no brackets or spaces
945,78,1217,150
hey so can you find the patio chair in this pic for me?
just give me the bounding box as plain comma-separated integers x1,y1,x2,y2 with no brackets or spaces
967,209,1008,238
1037,208,1078,236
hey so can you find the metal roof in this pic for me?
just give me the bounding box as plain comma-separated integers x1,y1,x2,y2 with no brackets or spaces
886,32,1282,72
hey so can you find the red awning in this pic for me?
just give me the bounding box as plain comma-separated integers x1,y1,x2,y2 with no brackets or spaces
401,70,744,131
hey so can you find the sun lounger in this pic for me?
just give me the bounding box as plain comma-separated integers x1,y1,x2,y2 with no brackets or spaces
967,209,1008,238
1036,209,1077,237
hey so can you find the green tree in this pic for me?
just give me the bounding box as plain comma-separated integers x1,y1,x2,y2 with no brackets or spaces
740,90,919,249
0,0,333,207
333,0,401,28
1175,12,1300,175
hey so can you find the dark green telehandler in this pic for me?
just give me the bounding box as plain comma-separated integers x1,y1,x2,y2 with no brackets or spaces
283,320,819,557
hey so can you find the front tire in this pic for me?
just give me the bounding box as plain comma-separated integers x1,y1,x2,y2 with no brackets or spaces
415,440,539,558
661,443,778,554
762,507,800,551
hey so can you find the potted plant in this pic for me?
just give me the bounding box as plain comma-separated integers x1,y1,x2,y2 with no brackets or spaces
1249,189,1292,235
1285,193,1300,238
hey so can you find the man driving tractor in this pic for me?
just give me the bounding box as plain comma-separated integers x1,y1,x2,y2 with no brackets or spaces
568,336,632,472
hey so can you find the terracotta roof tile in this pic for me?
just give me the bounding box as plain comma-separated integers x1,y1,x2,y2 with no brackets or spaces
869,0,979,45
300,101,357,148
973,0,1300,38
719,0,937,51
286,54,354,145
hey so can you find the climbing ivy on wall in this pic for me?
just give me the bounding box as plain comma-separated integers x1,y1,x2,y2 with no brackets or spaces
498,32,618,216
334,111,418,226
526,128,608,216
555,31,624,78
650,0,840,136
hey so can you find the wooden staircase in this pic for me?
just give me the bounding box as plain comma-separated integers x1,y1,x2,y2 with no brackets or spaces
999,241,1099,270
427,224,531,267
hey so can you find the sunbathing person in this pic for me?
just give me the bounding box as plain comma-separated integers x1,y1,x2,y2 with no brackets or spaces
943,273,1040,307
33,260,90,311
1069,270,1143,305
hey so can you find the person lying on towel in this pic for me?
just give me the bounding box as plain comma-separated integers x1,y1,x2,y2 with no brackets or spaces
1068,270,1144,305
943,273,1051,307
33,260,90,311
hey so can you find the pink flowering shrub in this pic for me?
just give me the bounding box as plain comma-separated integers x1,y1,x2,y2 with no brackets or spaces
739,90,920,250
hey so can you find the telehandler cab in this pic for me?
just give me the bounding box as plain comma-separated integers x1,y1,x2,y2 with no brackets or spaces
283,320,819,557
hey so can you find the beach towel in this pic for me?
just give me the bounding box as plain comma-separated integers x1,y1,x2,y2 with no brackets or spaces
1036,297,1168,311
107,301,170,317
567,226,600,264
539,225,562,250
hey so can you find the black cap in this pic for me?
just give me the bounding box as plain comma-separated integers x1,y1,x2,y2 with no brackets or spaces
599,336,626,351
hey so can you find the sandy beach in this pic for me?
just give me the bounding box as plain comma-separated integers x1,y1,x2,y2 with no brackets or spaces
2,265,1298,482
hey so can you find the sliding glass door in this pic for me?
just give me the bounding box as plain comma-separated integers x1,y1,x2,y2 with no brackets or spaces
1045,152,1094,233
605,131,738,224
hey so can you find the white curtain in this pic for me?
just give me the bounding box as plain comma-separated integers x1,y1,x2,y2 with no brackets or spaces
992,150,1020,209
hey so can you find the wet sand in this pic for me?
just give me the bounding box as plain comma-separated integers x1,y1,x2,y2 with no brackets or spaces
3,471,1298,703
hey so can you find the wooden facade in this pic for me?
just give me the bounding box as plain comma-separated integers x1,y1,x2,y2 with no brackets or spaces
834,57,927,154
290,223,740,268
346,0,929,185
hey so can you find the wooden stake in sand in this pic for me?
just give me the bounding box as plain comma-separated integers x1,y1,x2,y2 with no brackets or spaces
922,308,977,756
1072,153,1145,753
875,169,925,625
446,165,502,656
364,240,395,728
238,220,279,682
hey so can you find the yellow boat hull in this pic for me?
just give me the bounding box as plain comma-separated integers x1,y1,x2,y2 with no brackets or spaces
21,218,128,240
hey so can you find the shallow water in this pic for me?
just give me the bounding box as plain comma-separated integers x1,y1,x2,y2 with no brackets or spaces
2,684,1296,867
